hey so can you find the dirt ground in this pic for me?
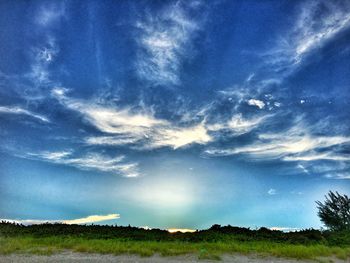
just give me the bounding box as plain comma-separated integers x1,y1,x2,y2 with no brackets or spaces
0,252,348,263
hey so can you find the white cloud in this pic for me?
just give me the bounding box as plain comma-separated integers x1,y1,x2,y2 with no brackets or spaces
26,150,139,178
135,2,200,85
205,121,350,162
293,1,350,62
297,164,309,174
85,135,140,146
62,214,120,224
246,73,255,82
274,102,281,107
0,106,49,122
36,38,59,63
39,151,72,160
28,37,59,87
227,114,266,134
265,1,350,72
268,188,277,195
1,213,120,225
53,89,213,150
324,172,350,180
52,87,165,140
25,3,65,92
247,99,265,109
284,152,350,162
36,3,66,27
207,113,268,136
151,123,212,149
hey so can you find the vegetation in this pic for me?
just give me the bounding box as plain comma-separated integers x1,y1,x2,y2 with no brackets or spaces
316,191,350,231
1,222,349,260
1,191,349,260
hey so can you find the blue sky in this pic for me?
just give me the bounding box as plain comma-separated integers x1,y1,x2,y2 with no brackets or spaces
1,0,350,230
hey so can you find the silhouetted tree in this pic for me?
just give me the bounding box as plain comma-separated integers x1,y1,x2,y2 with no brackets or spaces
316,191,350,231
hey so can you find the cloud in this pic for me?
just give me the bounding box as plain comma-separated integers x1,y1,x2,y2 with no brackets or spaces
1,213,120,225
53,88,213,150
52,87,165,141
19,3,65,101
299,162,350,180
25,150,139,178
247,99,265,109
135,2,201,85
284,152,350,162
0,106,49,122
324,172,350,180
293,1,350,62
62,214,120,224
207,113,269,136
28,37,60,87
267,188,277,195
39,151,72,160
85,135,140,146
297,164,309,174
205,120,350,162
265,1,350,73
36,3,66,27
151,123,212,149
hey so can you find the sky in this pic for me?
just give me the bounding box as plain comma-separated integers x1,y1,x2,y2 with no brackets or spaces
0,0,350,231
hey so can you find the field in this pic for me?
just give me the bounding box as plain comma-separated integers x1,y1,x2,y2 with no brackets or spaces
1,223,350,261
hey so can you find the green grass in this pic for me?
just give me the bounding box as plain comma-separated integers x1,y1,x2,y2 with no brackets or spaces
1,236,349,260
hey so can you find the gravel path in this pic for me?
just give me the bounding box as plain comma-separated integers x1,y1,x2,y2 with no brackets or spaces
0,253,348,263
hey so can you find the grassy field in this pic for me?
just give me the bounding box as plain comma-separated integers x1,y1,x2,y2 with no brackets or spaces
1,236,350,261
1,223,349,261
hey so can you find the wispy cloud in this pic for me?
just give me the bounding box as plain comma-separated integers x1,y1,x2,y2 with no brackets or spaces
25,150,139,178
19,3,66,101
0,106,49,122
151,122,212,149
324,172,350,180
85,135,140,146
301,162,350,180
28,37,59,87
53,88,213,149
1,213,120,225
284,152,350,162
207,113,269,136
205,120,350,162
135,2,202,85
52,87,276,150
297,164,309,174
36,3,66,27
267,189,277,195
265,1,350,73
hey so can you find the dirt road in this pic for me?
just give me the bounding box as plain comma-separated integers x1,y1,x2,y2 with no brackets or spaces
0,252,348,263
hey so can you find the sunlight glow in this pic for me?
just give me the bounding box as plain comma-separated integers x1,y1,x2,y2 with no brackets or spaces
167,228,196,233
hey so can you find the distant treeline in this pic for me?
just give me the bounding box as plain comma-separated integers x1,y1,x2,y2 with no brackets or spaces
1,222,349,246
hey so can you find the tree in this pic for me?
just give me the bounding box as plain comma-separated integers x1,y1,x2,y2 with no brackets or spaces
316,191,350,231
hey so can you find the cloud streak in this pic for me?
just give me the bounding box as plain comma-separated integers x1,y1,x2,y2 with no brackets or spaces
1,213,120,225
53,88,213,150
265,1,350,73
135,2,201,85
205,121,350,163
0,106,49,122
25,150,139,178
